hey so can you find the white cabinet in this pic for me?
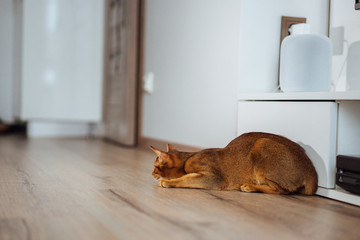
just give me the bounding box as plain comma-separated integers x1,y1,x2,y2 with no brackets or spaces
0,0,105,137
238,101,337,188
21,0,104,122
238,92,360,206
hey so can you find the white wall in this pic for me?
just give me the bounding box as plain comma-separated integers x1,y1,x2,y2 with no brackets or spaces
142,0,329,148
142,0,241,148
0,0,15,122
331,1,360,156
238,0,329,93
330,0,360,91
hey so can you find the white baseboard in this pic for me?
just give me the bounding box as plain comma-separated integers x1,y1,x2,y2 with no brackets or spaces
316,186,360,206
27,121,94,138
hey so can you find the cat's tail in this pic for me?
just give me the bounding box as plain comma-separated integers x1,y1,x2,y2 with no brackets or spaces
299,168,318,195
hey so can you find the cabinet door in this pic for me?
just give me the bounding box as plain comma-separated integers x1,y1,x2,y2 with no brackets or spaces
238,101,338,188
21,0,104,122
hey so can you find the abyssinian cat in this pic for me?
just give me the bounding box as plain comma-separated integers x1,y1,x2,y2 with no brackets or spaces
151,132,318,195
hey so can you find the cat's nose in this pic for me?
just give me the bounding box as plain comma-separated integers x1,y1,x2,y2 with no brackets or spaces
152,172,160,180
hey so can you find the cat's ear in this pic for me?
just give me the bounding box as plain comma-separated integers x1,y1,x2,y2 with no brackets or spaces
150,146,163,157
166,144,176,152
150,146,173,167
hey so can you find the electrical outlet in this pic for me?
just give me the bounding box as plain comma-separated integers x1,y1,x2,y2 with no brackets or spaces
280,16,307,44
143,72,154,94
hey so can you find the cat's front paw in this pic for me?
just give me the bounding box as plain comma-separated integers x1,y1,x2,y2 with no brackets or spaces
158,180,171,188
240,183,253,192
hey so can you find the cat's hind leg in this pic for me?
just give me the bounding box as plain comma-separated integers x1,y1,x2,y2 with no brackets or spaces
158,172,222,190
240,168,290,194
240,176,289,194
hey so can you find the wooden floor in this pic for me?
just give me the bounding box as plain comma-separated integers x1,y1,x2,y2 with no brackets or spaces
0,136,359,240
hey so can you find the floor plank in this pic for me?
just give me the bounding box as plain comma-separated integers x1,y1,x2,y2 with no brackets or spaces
0,135,359,240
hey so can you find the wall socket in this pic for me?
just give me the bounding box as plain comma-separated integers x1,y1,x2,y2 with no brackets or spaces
143,72,154,94
280,16,307,44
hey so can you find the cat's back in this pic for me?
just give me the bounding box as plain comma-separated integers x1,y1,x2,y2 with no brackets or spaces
226,132,301,151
